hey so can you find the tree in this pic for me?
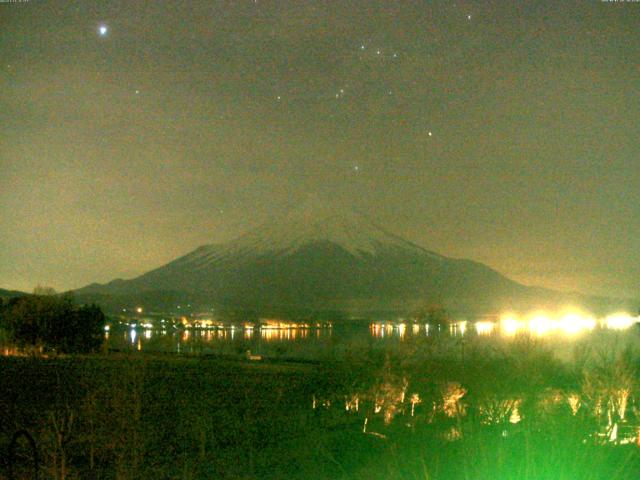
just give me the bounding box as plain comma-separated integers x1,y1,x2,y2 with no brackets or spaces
0,294,105,353
33,284,58,296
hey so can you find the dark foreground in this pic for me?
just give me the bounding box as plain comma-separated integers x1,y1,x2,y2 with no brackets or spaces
1,339,640,479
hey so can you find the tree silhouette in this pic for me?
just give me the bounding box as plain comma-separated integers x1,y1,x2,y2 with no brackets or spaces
0,294,105,353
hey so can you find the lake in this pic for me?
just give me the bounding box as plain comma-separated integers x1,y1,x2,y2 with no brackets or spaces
105,312,640,362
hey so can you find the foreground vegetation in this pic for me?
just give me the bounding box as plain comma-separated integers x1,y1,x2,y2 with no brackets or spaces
1,335,640,479
0,293,105,354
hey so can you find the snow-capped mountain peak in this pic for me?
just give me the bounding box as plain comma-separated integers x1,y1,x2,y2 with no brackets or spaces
215,206,433,259
172,204,439,270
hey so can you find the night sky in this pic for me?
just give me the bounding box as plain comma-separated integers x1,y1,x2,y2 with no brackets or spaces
1,1,638,298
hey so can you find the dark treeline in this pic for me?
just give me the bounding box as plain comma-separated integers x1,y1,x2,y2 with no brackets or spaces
0,293,105,354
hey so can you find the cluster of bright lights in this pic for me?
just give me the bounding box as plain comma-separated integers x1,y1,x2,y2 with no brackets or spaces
604,313,637,330
475,321,494,335
370,323,401,338
501,312,597,336
458,321,467,335
448,321,467,336
498,311,637,337
369,312,637,340
500,316,523,336
261,327,309,341
261,321,310,330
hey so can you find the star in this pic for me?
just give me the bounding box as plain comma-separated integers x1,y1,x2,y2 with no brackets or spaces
428,131,433,137
467,14,472,20
354,165,360,172
98,24,108,36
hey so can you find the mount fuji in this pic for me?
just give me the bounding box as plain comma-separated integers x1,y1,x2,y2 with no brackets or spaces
73,206,605,317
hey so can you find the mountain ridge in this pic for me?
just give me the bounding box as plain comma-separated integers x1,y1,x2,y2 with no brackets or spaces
73,207,630,317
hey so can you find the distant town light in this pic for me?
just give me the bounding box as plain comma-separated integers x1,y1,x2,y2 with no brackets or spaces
500,315,521,336
605,313,636,330
474,321,494,335
458,321,467,335
559,313,595,335
528,314,552,336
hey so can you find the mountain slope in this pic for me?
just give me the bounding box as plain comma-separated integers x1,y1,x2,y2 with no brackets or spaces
73,208,611,316
0,288,29,300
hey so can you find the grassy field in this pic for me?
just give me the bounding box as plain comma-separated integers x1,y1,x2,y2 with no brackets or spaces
1,337,639,479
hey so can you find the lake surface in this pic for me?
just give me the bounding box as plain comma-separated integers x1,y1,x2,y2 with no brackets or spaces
105,313,640,361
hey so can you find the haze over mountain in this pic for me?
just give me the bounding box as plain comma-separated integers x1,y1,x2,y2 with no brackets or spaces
74,205,629,318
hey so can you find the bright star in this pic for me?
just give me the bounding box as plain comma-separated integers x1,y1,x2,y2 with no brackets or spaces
428,131,433,136
467,14,472,20
98,24,108,36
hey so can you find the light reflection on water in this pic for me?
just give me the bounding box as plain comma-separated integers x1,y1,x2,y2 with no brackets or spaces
109,325,337,354
107,312,639,356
